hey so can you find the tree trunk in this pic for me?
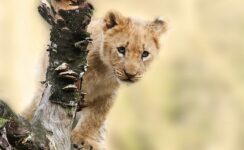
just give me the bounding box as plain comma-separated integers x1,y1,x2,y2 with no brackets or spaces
0,0,93,149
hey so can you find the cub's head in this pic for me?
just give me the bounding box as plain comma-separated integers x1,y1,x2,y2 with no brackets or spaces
101,11,167,83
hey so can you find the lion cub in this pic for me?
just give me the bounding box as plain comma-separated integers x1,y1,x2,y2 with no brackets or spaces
22,11,167,150
73,11,167,149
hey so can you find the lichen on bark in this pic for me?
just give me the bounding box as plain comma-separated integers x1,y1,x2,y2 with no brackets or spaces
45,1,93,106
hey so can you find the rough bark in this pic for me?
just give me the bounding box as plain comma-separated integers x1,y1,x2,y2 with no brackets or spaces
0,0,93,149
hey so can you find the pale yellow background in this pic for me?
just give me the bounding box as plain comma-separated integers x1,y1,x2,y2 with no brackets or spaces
0,0,244,150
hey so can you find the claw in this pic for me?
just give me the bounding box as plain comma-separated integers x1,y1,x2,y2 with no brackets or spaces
83,65,88,72
80,92,87,96
74,37,92,49
79,72,85,79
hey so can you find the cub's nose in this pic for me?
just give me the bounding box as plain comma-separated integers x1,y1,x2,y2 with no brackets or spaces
124,69,137,79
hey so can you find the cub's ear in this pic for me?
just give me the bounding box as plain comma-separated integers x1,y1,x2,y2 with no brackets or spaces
149,17,167,36
103,11,127,30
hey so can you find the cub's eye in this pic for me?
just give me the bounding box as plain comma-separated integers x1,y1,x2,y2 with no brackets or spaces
117,46,126,55
141,51,150,59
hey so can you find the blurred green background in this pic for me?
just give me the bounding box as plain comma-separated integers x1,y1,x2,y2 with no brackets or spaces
1,0,244,150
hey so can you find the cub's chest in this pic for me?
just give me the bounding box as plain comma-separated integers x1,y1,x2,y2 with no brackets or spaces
81,69,119,102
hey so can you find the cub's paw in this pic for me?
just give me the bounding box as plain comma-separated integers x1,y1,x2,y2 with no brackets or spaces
73,142,93,150
72,133,93,150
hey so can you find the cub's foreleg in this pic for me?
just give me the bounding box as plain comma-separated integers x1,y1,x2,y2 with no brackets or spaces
72,94,114,150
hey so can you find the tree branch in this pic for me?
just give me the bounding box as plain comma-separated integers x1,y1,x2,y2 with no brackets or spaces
0,0,93,149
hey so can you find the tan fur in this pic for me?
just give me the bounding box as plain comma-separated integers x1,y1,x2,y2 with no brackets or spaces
22,11,167,150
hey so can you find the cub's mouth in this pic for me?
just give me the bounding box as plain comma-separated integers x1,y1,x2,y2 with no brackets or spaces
120,78,135,83
117,76,140,83
114,69,141,83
